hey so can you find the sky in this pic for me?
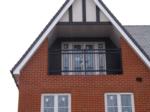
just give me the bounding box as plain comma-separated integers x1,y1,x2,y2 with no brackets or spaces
0,0,150,111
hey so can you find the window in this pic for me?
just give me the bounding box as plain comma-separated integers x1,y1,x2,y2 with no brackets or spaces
41,94,71,112
105,93,135,112
61,42,106,75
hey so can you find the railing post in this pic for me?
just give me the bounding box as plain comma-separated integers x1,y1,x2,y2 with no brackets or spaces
84,49,86,75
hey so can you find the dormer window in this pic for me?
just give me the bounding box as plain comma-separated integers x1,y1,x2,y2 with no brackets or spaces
61,42,106,75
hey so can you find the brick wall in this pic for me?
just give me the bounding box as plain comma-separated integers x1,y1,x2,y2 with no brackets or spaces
18,37,150,112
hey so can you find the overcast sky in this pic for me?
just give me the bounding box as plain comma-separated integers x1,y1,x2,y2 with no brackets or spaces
0,0,150,111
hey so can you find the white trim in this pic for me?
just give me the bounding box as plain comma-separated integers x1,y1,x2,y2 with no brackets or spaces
104,93,135,112
59,10,69,22
94,0,150,69
41,93,71,112
13,0,150,75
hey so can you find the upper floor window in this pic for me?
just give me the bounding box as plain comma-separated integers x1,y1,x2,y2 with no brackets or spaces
41,94,71,112
105,93,135,112
61,42,106,75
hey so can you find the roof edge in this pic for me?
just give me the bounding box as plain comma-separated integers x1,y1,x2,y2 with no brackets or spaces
10,70,19,88
11,0,73,75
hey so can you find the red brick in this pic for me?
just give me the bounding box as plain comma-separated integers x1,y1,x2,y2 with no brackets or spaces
16,37,150,112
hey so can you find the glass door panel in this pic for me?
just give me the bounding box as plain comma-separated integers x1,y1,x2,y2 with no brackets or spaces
72,44,84,74
62,43,70,75
85,44,95,74
97,43,106,74
61,42,106,75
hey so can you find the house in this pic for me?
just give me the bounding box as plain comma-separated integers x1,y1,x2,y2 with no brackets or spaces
11,0,150,112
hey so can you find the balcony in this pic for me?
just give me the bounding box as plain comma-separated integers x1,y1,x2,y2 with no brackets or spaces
48,48,122,75
47,23,123,75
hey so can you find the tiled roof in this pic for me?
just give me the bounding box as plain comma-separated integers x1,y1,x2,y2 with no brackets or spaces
124,25,150,58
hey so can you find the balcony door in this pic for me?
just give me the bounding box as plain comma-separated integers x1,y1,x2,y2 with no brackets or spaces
72,43,96,75
62,42,106,75
72,44,84,75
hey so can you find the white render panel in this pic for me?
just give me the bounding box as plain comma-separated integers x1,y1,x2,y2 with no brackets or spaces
72,0,83,22
86,0,96,22
100,11,109,22
59,11,69,22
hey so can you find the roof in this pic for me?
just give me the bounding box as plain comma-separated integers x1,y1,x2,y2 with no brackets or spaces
125,25,150,60
11,0,150,75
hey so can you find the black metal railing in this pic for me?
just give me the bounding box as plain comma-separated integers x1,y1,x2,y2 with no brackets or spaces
48,49,122,75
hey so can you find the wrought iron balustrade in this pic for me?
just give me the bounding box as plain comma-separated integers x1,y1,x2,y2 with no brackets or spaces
48,49,122,74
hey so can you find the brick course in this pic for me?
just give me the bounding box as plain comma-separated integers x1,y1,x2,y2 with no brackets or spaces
17,37,150,112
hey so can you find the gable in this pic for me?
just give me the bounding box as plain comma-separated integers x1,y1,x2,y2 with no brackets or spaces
11,0,150,75
59,0,109,22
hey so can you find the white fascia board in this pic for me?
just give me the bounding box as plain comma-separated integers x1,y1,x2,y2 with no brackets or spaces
13,0,74,75
94,0,150,69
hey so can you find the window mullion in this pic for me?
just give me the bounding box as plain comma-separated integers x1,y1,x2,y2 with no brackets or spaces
118,94,122,112
84,49,86,75
55,95,58,112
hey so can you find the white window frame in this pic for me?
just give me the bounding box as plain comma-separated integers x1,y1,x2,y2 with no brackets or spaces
41,93,71,112
104,93,135,112
61,42,106,75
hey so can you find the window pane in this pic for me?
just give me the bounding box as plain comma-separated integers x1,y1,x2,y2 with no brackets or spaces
107,95,117,106
122,107,132,112
74,45,82,50
85,45,94,72
44,108,54,112
58,95,68,107
63,44,69,49
121,95,132,106
73,54,83,70
86,53,94,70
98,43,104,49
73,45,83,72
107,107,118,112
44,96,54,107
62,44,69,73
99,54,105,69
62,53,69,71
58,108,68,112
